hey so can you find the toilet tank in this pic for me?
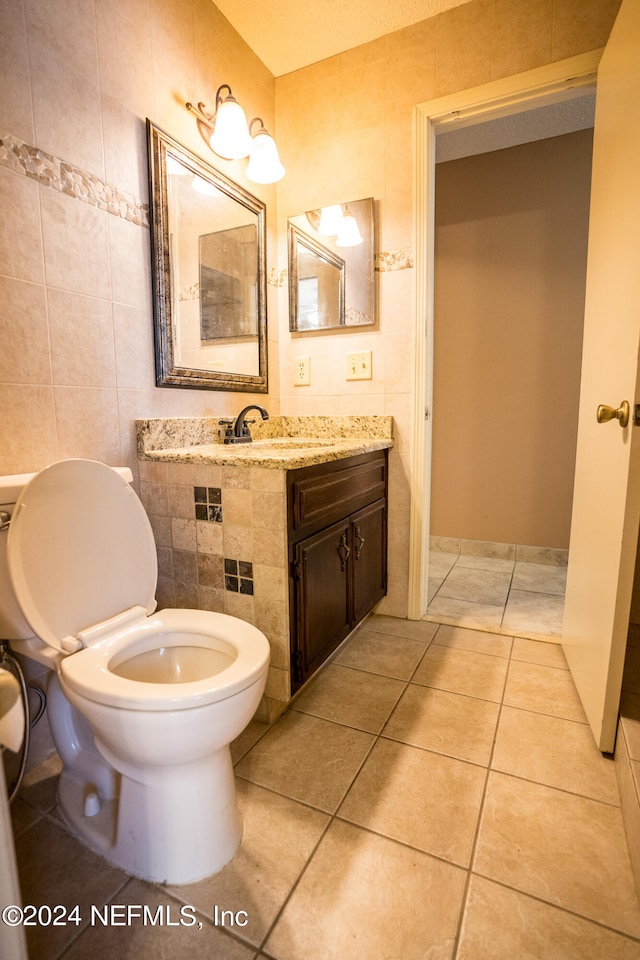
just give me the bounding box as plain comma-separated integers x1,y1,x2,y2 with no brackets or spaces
0,466,134,641
0,473,37,640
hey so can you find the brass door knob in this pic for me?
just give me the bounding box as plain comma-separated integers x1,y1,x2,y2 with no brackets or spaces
596,400,630,428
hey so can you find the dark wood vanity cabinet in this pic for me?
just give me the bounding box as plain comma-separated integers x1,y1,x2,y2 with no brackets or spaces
287,450,388,692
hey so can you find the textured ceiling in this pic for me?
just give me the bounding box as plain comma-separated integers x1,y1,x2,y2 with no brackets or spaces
436,92,597,162
214,0,474,76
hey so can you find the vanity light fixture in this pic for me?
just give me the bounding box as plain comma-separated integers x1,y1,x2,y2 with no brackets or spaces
307,203,364,247
186,85,285,184
335,209,364,247
245,118,285,184
317,204,344,236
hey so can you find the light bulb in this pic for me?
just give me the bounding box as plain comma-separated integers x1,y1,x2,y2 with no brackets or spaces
246,129,285,184
210,94,252,160
335,213,363,247
317,205,344,235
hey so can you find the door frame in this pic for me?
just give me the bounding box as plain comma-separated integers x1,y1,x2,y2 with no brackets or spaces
407,50,603,620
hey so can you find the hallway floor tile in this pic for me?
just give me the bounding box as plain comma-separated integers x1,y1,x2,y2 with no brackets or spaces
426,552,566,639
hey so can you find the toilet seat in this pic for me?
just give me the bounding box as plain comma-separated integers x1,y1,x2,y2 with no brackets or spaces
7,459,158,655
59,606,270,711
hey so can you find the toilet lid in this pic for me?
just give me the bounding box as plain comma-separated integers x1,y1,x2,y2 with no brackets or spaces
7,460,158,654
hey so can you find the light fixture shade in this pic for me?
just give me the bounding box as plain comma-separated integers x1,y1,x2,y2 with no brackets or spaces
335,213,363,247
317,204,344,235
246,130,285,184
210,94,252,160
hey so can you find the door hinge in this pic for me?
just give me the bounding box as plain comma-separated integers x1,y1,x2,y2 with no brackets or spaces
290,559,301,580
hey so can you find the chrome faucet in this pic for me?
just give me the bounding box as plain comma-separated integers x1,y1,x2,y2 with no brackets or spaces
223,405,270,444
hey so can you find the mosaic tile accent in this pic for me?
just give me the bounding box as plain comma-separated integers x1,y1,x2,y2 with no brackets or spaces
346,306,374,325
269,267,287,287
194,486,222,522
375,249,414,272
179,282,200,302
224,558,254,594
272,249,413,289
0,130,149,227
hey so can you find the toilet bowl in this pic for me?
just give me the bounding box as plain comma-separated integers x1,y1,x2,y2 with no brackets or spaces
0,459,270,884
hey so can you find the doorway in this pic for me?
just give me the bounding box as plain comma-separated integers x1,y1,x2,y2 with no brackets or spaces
425,121,594,640
407,50,602,621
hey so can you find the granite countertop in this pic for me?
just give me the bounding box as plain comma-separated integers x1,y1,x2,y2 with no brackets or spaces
136,416,394,470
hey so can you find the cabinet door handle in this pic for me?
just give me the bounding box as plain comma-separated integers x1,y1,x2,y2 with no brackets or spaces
354,526,365,559
338,533,351,571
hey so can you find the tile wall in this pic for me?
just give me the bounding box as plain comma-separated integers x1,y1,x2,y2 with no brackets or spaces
0,0,281,480
138,457,291,719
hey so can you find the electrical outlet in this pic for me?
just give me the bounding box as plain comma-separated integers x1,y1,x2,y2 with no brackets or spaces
346,351,372,381
294,356,310,386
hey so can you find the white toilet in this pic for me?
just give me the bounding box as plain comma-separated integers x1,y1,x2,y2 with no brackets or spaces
0,459,270,884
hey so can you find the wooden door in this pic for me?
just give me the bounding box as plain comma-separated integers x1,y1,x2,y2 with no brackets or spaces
562,0,640,752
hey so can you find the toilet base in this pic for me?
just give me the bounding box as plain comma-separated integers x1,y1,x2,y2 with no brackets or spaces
56,744,243,885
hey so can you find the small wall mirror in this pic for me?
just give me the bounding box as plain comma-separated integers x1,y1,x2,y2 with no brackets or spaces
288,197,374,331
147,120,268,392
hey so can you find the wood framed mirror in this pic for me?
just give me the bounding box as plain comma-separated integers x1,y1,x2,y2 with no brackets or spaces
288,197,374,331
147,120,268,392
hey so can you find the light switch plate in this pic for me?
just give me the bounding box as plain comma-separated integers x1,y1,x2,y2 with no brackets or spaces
346,351,372,380
294,356,310,385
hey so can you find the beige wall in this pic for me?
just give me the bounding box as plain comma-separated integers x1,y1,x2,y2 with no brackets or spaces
0,0,622,617
431,130,593,549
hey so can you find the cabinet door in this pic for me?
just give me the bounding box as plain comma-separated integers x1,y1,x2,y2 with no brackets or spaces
293,518,352,684
351,498,387,625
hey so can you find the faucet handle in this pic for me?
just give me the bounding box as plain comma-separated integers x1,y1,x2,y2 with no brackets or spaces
218,418,234,440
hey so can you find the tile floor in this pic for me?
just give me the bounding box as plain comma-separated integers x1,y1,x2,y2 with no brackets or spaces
426,551,567,640
10,611,640,959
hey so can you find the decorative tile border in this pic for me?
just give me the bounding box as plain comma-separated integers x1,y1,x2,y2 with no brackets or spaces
0,131,415,269
269,267,287,287
270,251,414,286
375,249,414,272
0,130,149,227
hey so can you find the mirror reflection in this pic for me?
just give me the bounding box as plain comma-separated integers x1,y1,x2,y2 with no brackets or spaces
288,197,374,331
288,225,345,330
147,121,268,392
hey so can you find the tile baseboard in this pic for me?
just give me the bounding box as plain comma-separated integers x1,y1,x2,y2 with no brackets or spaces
430,536,568,567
